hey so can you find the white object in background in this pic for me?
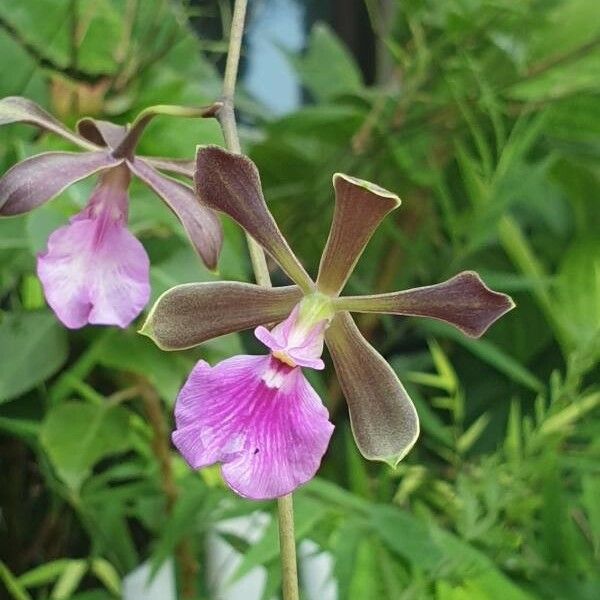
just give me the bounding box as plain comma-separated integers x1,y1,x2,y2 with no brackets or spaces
207,513,271,600
207,513,338,600
122,558,176,600
300,540,338,600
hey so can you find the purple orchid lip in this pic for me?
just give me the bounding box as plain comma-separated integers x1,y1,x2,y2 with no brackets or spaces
37,166,150,329
172,354,334,500
172,299,336,500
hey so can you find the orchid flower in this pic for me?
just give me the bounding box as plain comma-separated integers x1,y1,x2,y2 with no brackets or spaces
0,97,222,328
142,146,514,500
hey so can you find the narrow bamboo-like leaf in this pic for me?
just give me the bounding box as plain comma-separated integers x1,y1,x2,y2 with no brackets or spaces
76,117,128,149
141,282,302,350
316,174,400,296
195,146,314,291
325,312,419,465
51,560,87,600
421,320,545,392
0,96,95,149
335,271,514,338
128,158,223,270
0,151,120,216
142,156,194,178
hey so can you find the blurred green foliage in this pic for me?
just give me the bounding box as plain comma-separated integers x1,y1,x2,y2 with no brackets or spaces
1,0,599,598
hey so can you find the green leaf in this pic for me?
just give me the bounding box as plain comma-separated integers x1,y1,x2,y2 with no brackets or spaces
432,528,535,600
555,237,600,348
51,560,87,600
368,505,444,571
0,561,32,600
457,414,491,454
348,537,383,600
292,23,362,102
89,559,121,596
582,475,600,557
18,560,72,588
95,329,187,402
0,311,68,403
333,519,365,598
40,401,132,490
421,320,545,393
510,47,600,101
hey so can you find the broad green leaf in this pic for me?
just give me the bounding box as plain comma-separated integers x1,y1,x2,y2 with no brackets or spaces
0,311,68,403
555,237,600,348
292,23,362,102
509,48,600,101
368,505,444,571
332,521,364,600
40,401,132,490
527,0,600,61
348,537,383,600
95,329,187,402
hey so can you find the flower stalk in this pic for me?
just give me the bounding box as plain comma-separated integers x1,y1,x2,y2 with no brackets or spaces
218,0,300,598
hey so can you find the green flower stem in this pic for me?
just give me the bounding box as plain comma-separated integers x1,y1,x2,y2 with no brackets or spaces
219,1,300,599
278,495,300,600
112,102,222,159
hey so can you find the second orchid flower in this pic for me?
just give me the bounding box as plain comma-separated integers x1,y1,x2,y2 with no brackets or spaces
0,97,223,328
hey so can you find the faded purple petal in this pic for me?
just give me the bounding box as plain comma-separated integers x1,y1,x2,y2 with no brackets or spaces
172,355,333,500
0,151,120,216
254,304,327,370
37,168,150,329
0,96,95,149
76,117,128,149
143,156,194,178
128,157,223,271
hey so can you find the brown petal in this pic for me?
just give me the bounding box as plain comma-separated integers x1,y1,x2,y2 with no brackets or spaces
325,312,419,466
195,146,314,291
0,151,121,216
140,282,303,350
0,96,96,150
334,271,515,338
316,174,401,296
76,118,128,149
128,158,223,271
